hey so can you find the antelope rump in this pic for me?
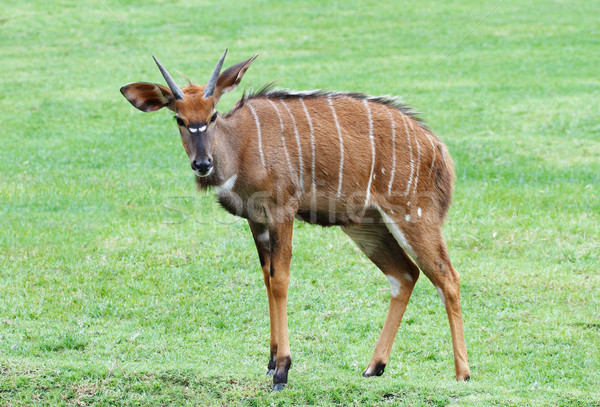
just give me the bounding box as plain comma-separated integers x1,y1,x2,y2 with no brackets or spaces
120,50,471,391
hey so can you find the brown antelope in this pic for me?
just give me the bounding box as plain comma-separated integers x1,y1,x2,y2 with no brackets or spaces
120,50,470,390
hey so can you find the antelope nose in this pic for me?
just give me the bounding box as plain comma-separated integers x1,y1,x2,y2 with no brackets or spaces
191,158,213,176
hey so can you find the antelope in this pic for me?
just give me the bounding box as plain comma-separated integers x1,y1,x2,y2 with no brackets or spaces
120,50,471,391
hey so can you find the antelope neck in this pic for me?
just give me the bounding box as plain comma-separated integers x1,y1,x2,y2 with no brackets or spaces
212,116,242,184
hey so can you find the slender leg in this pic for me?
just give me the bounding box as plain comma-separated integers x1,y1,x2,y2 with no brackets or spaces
342,224,420,377
268,219,294,391
407,226,471,381
364,253,419,376
248,220,277,375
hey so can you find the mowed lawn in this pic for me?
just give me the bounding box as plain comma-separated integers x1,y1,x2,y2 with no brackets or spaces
1,0,599,405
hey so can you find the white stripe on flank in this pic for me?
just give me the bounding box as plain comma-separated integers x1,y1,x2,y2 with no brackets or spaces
423,131,437,178
375,204,417,260
328,95,344,199
363,99,376,206
247,103,266,168
280,99,304,192
400,113,414,196
266,98,295,180
409,117,422,196
299,98,316,198
386,108,397,196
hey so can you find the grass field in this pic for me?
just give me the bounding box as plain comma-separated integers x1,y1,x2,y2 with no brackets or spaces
1,0,599,405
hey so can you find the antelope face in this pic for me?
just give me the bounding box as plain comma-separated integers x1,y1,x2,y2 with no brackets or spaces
174,97,219,177
120,50,257,178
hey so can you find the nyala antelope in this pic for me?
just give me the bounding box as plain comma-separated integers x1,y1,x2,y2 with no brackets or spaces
121,50,470,390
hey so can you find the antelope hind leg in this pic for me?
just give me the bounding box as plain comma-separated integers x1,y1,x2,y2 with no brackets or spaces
406,225,471,381
342,223,420,377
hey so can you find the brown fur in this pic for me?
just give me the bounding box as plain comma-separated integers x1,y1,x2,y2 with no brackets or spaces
211,91,453,228
120,54,470,390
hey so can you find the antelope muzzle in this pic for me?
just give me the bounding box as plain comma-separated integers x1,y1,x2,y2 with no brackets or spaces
191,156,213,177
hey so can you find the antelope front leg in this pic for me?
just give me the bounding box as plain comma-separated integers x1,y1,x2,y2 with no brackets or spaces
248,220,278,375
268,219,294,391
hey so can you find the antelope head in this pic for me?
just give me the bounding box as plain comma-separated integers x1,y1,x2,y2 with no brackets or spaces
120,50,257,177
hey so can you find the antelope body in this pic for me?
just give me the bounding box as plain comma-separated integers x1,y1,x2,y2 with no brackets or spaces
121,50,471,390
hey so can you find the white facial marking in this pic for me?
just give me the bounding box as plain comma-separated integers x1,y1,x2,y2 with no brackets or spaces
280,99,304,192
403,272,414,282
386,108,397,196
400,113,414,197
189,127,198,133
375,205,417,260
436,287,446,306
300,98,317,198
199,125,207,132
215,174,237,194
363,99,376,207
386,275,402,298
194,166,214,178
417,207,422,217
328,95,344,199
247,102,266,168
267,99,295,181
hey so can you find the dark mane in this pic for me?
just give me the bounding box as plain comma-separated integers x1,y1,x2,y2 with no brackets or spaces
227,83,430,131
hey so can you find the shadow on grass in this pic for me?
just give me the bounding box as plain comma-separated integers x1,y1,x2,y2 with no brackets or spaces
37,333,88,352
0,365,459,406
570,322,600,330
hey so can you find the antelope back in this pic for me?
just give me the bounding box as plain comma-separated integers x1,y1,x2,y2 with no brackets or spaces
225,89,454,226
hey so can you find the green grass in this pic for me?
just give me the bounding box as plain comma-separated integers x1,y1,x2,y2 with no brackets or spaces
1,0,599,405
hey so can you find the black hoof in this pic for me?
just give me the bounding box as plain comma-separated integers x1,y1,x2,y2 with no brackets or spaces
272,383,286,392
267,355,277,373
362,362,386,377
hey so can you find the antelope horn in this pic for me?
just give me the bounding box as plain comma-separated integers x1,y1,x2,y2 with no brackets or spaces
153,56,184,100
203,49,228,98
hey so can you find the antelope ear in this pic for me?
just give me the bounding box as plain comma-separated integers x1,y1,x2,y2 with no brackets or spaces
213,55,258,103
120,82,176,112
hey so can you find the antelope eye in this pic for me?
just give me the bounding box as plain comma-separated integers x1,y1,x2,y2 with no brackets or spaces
210,112,217,122
175,116,185,127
